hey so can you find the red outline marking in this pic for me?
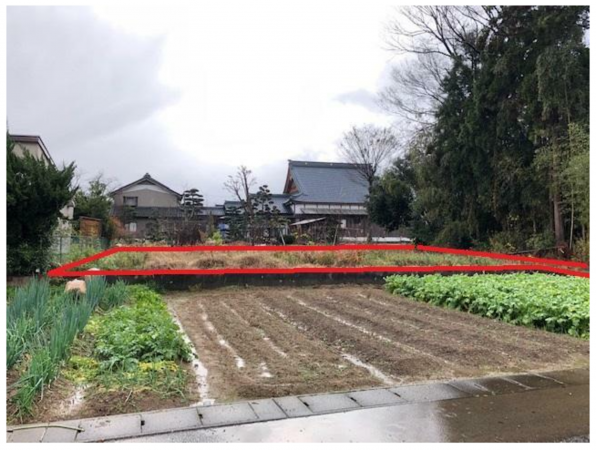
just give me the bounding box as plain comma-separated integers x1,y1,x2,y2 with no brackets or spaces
48,245,588,278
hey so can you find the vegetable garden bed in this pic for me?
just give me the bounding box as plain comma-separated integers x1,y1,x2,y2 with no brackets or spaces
385,273,590,338
6,280,197,424
165,284,588,404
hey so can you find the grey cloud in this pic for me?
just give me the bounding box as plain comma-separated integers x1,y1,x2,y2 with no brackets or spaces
334,88,382,113
7,6,178,163
6,6,343,207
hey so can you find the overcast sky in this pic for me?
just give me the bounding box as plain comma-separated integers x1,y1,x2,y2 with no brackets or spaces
7,2,402,205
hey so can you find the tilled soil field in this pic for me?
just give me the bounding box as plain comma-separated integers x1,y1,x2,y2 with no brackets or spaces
167,285,589,403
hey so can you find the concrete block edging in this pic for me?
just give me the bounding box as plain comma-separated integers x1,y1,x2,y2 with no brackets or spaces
6,368,588,443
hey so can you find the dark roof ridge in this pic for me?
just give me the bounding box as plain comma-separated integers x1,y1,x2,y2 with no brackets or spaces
109,173,182,197
288,160,369,169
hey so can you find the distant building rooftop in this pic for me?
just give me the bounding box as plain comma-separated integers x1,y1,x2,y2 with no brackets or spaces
283,160,369,204
9,134,55,166
109,173,182,198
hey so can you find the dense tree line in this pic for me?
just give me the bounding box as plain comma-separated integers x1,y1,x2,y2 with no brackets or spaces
370,6,589,257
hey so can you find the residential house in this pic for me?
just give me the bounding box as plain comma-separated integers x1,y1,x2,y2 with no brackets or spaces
221,160,405,241
282,160,369,235
10,134,77,256
10,134,75,221
10,134,55,164
110,173,183,236
109,173,225,238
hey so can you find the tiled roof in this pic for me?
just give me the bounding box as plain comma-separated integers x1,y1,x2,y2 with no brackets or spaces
224,194,293,214
109,173,181,198
286,160,369,204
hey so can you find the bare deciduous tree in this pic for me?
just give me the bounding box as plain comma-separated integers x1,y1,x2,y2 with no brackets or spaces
379,53,449,128
384,6,486,61
224,165,257,243
380,6,491,136
338,125,400,241
338,125,400,190
224,165,256,208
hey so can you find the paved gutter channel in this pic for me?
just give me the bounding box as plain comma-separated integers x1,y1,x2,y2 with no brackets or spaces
6,368,589,443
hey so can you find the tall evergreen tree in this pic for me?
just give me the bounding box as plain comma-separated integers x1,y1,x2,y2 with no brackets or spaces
7,134,76,274
380,6,589,253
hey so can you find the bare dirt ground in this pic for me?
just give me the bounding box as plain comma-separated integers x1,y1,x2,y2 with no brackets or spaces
167,285,589,403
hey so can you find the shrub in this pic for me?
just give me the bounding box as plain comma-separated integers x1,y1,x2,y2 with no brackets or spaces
488,231,524,253
525,231,556,251
434,221,473,249
207,230,224,245
7,135,76,275
573,237,589,263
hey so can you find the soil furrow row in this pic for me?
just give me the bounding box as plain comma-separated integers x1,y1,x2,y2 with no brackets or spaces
165,286,589,404
352,292,570,357
199,292,378,398
285,293,475,371
258,292,463,380
298,290,540,370
349,287,587,351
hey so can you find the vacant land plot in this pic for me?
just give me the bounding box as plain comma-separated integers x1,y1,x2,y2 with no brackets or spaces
82,249,528,271
167,285,589,403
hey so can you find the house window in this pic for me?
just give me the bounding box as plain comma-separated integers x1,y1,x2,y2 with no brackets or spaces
123,196,138,207
125,222,137,232
340,219,347,229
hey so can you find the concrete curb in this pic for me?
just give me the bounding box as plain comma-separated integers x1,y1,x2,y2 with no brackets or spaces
6,368,589,443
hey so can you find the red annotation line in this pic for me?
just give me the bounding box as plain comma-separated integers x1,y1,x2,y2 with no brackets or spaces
416,245,587,269
51,265,588,278
47,244,589,279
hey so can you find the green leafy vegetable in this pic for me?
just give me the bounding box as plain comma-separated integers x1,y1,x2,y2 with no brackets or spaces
385,274,589,338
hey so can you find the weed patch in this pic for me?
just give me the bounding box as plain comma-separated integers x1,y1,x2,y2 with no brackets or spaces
82,248,526,271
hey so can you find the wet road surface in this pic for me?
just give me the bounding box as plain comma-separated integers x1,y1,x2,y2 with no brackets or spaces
121,383,589,442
